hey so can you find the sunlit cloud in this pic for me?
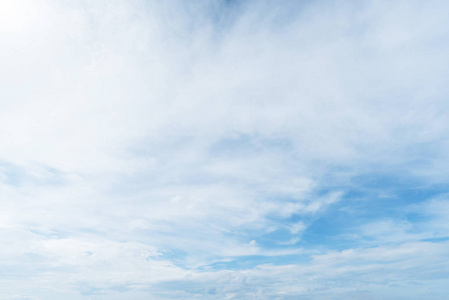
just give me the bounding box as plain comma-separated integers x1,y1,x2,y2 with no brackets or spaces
1,0,449,299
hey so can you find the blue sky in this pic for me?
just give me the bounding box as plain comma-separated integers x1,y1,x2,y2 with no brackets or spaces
1,0,449,299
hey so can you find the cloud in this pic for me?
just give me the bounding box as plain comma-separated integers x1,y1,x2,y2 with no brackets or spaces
1,0,449,298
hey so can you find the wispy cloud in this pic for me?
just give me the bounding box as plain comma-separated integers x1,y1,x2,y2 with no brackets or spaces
1,0,449,298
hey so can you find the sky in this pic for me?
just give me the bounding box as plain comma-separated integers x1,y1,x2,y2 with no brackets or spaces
1,0,449,299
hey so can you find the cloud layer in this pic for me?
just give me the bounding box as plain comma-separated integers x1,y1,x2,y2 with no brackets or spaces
1,0,449,299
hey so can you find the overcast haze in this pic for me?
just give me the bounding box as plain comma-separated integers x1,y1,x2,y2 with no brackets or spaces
1,0,449,299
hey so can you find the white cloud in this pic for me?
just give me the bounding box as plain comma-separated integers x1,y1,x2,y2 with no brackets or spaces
1,0,449,298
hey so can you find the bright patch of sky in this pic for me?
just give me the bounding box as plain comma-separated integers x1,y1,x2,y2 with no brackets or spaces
1,0,449,299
